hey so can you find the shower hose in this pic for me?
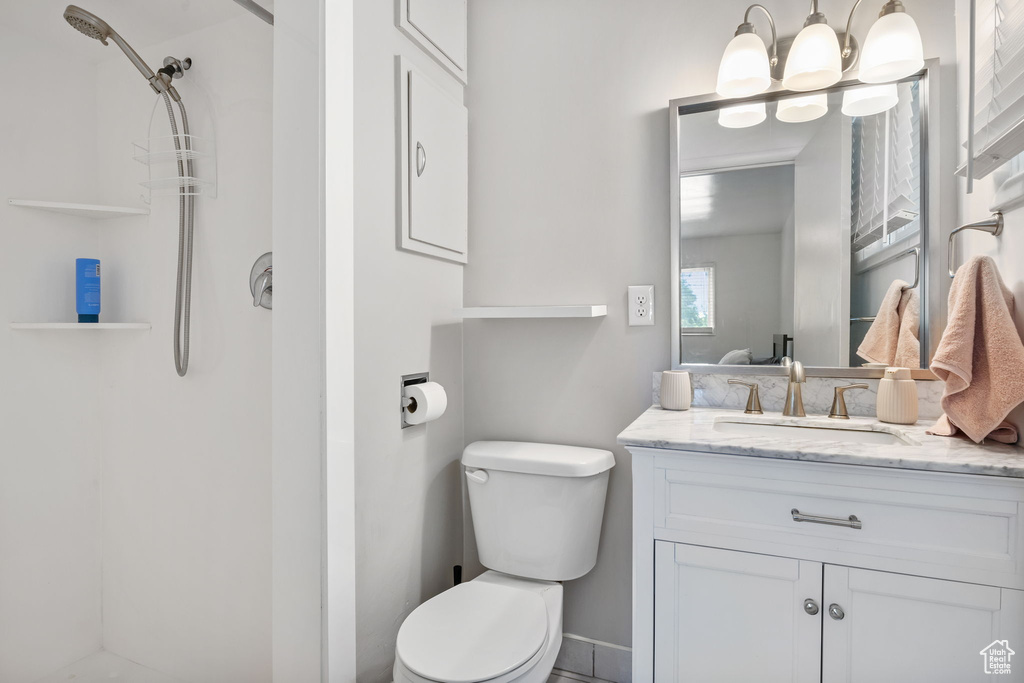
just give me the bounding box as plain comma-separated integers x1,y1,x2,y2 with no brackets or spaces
161,92,194,377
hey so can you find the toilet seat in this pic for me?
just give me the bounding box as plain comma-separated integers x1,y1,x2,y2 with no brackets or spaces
395,580,549,683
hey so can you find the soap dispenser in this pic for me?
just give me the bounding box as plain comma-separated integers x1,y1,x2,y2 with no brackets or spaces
877,367,918,425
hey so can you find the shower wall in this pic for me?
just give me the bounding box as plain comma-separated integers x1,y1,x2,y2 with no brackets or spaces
0,23,104,683
94,15,274,683
0,6,272,683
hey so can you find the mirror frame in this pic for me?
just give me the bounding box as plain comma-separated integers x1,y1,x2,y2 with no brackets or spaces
669,59,941,381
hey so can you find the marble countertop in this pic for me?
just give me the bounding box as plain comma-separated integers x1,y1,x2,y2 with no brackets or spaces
617,406,1024,478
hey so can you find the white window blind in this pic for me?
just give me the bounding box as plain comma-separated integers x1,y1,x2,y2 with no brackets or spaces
680,266,715,335
963,0,1024,179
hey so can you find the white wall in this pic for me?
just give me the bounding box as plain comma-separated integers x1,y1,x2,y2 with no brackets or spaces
352,1,466,680
0,23,104,683
91,14,274,683
679,233,782,363
793,110,851,366
466,0,959,649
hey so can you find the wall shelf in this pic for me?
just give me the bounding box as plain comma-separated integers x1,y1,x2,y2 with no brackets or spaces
8,199,150,219
457,305,608,319
10,323,152,330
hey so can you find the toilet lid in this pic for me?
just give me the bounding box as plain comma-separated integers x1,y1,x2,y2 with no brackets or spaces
396,581,548,683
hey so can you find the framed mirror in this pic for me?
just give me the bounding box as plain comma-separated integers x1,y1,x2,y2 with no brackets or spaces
670,60,941,379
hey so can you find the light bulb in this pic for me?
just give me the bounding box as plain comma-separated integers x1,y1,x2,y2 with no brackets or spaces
842,83,899,116
782,22,843,91
716,32,772,98
776,93,829,123
718,102,767,129
859,9,924,83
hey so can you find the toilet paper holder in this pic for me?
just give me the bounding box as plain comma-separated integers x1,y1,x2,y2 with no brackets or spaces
401,372,430,429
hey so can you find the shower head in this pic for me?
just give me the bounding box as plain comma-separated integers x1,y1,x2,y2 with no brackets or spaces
63,5,179,100
63,5,112,44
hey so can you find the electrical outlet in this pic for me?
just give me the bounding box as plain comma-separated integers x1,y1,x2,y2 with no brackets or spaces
628,285,654,326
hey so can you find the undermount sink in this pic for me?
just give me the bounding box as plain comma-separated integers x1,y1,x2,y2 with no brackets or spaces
712,417,915,447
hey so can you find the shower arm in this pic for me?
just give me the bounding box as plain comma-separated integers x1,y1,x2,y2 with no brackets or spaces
107,31,181,101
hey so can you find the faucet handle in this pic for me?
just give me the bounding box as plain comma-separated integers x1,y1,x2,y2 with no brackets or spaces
728,379,763,415
829,383,870,420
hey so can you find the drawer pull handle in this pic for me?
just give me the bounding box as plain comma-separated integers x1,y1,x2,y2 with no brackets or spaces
803,598,820,615
791,508,862,529
829,603,845,620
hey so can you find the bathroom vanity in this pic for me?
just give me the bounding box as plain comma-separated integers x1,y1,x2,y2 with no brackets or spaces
620,407,1024,683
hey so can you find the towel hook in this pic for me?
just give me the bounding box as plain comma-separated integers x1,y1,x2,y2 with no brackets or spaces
948,213,1003,278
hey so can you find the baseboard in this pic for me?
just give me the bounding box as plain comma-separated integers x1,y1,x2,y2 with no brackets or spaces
552,634,631,683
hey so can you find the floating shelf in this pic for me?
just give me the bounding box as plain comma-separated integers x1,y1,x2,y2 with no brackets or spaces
8,199,150,219
457,305,608,319
10,322,151,330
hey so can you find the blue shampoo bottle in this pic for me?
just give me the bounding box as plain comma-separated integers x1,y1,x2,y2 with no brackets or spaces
76,258,101,323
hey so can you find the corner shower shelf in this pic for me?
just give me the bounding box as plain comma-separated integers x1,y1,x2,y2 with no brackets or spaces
457,305,608,319
8,199,150,219
10,322,151,330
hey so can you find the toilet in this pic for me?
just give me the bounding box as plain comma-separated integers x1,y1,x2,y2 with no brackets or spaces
393,441,615,683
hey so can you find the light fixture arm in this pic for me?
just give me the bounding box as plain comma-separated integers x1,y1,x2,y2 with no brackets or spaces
741,4,779,71
842,0,865,58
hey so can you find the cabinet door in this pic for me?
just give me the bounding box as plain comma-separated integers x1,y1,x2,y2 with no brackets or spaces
398,0,467,83
397,58,468,263
822,566,1024,682
654,542,822,683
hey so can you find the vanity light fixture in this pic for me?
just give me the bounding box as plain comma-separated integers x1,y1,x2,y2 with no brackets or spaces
776,92,829,122
715,0,924,97
841,82,899,116
718,101,767,128
857,1,924,83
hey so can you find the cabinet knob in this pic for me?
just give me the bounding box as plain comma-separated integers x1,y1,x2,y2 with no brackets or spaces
828,603,845,620
803,598,819,615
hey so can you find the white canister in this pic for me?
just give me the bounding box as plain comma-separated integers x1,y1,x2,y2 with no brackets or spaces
661,371,692,411
877,367,918,425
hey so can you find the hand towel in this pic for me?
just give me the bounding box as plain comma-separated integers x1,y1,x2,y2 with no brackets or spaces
928,256,1024,444
857,279,921,368
927,414,1018,444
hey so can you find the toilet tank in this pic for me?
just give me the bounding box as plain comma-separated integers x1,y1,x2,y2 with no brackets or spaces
462,441,614,582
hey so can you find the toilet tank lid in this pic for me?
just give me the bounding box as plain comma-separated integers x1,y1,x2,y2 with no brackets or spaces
463,441,615,477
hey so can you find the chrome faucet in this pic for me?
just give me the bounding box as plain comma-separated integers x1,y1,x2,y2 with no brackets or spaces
781,357,806,417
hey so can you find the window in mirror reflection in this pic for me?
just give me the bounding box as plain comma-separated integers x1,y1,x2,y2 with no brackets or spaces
680,265,715,335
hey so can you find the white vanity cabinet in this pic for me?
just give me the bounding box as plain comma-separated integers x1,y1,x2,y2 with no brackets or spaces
397,0,467,84
631,445,1024,683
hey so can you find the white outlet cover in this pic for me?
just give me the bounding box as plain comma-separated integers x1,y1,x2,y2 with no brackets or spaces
628,285,654,326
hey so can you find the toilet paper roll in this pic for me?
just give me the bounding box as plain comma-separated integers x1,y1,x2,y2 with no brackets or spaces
404,382,448,425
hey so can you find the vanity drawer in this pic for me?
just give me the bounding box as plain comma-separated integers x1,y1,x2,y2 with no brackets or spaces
651,451,1024,587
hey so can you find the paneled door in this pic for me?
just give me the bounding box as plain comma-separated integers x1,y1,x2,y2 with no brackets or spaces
654,542,822,682
821,566,1024,683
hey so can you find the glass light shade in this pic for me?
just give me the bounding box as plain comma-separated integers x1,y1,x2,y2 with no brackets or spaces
716,32,772,98
858,11,924,83
718,102,767,129
776,93,829,123
841,83,899,116
782,22,843,91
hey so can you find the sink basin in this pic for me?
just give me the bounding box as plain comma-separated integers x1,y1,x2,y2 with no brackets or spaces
712,418,914,446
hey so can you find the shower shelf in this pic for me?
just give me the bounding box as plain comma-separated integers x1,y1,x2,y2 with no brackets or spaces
457,305,608,319
133,132,216,200
139,176,214,195
8,199,150,219
10,322,151,330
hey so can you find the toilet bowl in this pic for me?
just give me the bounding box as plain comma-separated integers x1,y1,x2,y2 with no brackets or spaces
392,441,614,683
393,571,563,683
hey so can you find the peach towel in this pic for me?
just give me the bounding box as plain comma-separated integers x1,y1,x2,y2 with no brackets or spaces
857,279,920,368
928,256,1024,444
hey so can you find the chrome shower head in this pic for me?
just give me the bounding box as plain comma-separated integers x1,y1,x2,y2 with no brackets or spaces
63,5,112,44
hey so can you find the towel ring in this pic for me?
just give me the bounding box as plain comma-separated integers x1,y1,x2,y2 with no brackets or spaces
948,213,1003,278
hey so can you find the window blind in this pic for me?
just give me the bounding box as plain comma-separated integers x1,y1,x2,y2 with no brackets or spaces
963,0,1024,179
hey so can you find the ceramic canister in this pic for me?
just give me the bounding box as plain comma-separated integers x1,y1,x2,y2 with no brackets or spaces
661,370,692,411
877,367,918,425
